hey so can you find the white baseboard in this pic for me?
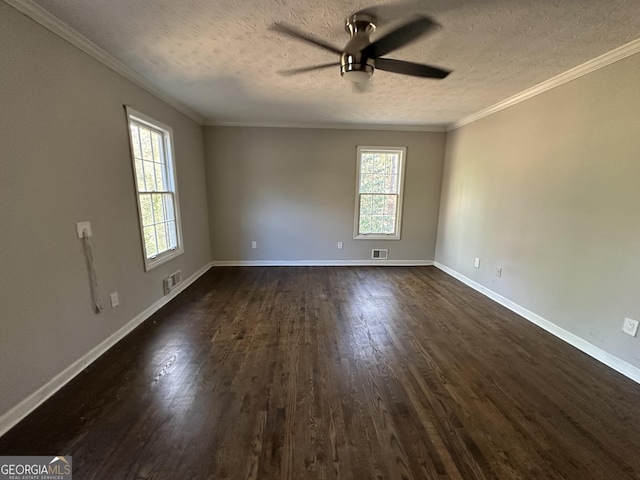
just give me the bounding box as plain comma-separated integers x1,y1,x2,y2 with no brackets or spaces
0,262,214,437
212,260,434,267
434,262,640,384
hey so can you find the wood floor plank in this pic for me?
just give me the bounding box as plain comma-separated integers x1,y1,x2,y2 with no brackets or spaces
1,266,640,479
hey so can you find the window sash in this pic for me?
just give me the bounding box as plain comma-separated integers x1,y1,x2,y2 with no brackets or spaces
357,193,398,235
138,192,178,259
129,121,172,193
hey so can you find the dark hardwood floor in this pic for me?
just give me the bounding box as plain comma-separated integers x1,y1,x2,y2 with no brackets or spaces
2,266,639,479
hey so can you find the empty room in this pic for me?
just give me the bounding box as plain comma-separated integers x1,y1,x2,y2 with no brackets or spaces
1,0,640,478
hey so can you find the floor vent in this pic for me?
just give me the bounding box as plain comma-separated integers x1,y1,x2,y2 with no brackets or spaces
163,270,182,295
371,249,389,260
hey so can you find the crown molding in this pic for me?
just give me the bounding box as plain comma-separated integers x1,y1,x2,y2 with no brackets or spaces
449,37,640,131
5,0,204,124
205,121,447,132
9,0,639,133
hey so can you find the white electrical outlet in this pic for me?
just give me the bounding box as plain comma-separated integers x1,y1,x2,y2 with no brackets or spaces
76,221,92,238
110,292,119,308
496,266,502,277
474,258,480,268
337,241,343,250
251,241,257,249
623,318,639,337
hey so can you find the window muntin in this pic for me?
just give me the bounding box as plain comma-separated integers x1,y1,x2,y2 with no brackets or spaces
354,146,406,240
126,107,183,270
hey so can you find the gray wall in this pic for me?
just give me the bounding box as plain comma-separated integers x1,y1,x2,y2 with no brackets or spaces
204,127,446,263
0,3,211,418
436,53,640,368
3,0,639,432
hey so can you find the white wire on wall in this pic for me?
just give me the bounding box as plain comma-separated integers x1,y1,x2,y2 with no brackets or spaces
81,229,104,313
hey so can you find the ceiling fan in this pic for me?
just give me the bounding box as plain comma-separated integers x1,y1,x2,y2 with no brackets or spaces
269,11,451,86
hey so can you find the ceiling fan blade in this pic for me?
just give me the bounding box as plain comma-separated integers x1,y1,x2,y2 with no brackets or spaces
361,15,439,59
269,23,343,55
277,62,340,76
375,58,450,78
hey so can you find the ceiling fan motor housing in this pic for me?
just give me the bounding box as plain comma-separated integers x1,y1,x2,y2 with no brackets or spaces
341,14,376,80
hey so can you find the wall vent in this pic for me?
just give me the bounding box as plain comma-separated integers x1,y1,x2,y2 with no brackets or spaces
371,249,389,260
163,270,182,295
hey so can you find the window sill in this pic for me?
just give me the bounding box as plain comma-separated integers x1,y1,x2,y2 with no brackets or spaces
354,234,401,240
144,247,184,271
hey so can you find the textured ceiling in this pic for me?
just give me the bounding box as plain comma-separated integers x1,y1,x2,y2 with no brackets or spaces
24,0,640,128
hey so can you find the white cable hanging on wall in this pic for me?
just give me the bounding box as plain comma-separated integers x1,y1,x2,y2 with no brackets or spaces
77,222,104,313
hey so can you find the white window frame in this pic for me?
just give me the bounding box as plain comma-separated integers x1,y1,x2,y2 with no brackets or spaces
353,146,406,240
125,106,183,271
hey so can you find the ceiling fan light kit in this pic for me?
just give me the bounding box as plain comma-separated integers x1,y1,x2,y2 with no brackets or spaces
271,8,451,88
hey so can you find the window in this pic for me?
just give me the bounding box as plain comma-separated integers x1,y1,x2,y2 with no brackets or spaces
126,107,183,270
354,146,406,240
